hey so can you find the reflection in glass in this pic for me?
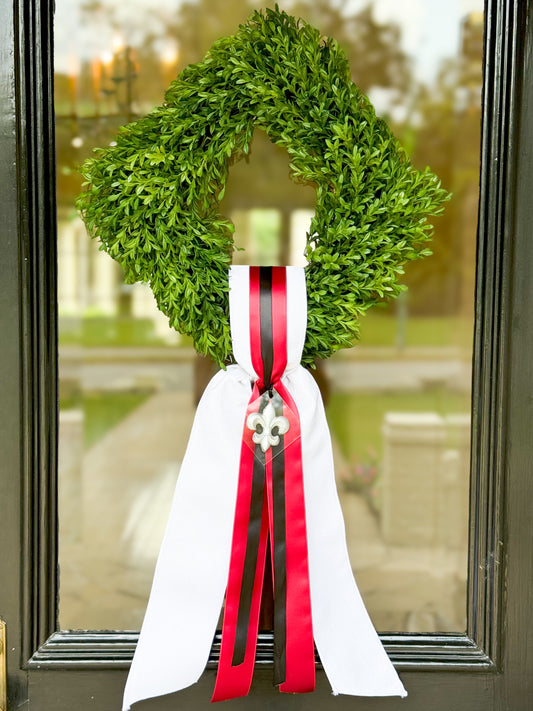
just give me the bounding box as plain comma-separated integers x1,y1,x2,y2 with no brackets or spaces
55,0,483,632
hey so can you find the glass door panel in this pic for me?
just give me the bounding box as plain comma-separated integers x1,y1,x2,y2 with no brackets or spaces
55,0,483,632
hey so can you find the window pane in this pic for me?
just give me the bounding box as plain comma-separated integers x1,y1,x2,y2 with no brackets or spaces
55,0,482,632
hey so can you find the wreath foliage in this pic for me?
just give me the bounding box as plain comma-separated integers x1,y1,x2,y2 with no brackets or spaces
77,6,449,368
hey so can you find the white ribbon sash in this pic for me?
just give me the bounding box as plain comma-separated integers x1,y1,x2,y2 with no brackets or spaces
122,266,406,710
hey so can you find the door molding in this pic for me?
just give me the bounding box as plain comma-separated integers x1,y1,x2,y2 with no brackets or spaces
4,0,532,707
14,0,58,665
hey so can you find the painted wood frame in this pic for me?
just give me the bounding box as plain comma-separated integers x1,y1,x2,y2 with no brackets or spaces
1,0,532,708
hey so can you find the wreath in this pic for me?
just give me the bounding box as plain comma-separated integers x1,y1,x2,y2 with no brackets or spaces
77,6,449,368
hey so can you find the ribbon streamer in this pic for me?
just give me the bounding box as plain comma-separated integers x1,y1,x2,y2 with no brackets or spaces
212,267,315,700
122,266,407,711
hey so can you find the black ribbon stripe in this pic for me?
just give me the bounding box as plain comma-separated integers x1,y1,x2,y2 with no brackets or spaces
271,394,287,686
259,267,274,390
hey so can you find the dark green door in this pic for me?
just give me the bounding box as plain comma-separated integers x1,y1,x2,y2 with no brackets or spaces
1,0,533,709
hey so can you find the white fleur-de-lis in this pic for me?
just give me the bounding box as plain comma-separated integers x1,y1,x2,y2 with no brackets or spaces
246,399,290,452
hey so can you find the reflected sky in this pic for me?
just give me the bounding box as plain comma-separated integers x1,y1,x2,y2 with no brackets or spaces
55,0,483,84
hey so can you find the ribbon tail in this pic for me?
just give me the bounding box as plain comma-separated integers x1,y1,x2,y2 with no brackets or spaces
214,378,315,700
285,368,407,699
212,391,270,702
268,437,287,687
122,367,252,711
275,381,315,694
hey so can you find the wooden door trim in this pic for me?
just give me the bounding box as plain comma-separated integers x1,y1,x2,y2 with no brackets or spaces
26,630,492,670
14,0,59,665
9,0,525,690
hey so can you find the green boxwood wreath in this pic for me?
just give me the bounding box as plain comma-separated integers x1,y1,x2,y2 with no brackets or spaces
77,6,450,368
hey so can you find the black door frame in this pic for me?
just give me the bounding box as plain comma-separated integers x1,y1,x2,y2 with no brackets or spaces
1,0,532,709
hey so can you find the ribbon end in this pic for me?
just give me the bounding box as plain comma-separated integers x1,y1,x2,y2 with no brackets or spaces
211,671,254,703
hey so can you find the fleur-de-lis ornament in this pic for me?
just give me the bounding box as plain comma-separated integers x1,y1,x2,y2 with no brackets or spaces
246,397,290,452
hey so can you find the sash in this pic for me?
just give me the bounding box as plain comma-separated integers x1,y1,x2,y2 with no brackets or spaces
122,266,407,711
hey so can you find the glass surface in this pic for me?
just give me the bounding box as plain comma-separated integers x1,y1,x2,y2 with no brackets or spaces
55,0,483,632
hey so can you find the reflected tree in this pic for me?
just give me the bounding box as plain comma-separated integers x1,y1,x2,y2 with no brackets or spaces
55,0,482,325
291,1,413,97
401,13,482,317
